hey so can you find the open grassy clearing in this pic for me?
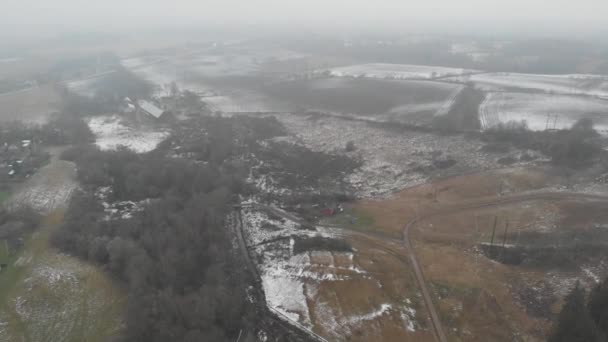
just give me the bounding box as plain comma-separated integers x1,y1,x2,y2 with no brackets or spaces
0,151,125,342
0,191,9,204
412,203,557,341
0,85,62,124
0,209,125,342
356,167,556,237
411,197,608,341
307,234,434,342
356,167,606,341
321,206,376,234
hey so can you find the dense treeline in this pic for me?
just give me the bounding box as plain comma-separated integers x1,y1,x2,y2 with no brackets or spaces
432,86,485,132
0,208,41,253
53,116,294,341
482,118,603,167
549,277,608,342
0,113,93,147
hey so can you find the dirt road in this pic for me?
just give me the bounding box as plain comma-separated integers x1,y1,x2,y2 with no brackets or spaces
402,191,608,342
242,192,608,342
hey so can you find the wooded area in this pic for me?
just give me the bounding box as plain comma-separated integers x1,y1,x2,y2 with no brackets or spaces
52,116,288,341
549,277,608,342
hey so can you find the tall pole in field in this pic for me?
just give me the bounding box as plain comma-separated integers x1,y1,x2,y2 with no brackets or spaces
490,216,498,258
474,215,480,275
553,114,558,130
501,219,509,262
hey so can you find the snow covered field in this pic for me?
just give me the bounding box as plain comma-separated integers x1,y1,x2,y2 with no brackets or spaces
122,59,288,113
449,72,608,98
479,92,608,133
65,78,98,98
327,63,476,80
87,115,169,153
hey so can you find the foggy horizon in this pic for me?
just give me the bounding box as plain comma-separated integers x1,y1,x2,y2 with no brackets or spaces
2,2,608,342
3,0,608,41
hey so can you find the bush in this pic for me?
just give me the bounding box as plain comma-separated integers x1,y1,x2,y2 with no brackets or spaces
293,236,352,255
43,113,95,145
345,140,356,152
482,118,603,168
497,156,517,165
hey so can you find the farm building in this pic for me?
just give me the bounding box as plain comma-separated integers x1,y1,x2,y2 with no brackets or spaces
137,100,166,119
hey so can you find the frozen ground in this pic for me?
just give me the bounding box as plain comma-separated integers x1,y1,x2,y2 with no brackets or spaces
95,186,148,220
276,113,514,197
87,115,169,153
479,92,608,133
8,155,77,213
242,209,320,327
447,72,608,98
123,60,288,113
241,208,419,340
327,63,477,80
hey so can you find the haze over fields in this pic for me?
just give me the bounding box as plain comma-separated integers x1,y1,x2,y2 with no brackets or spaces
2,2,608,342
2,0,608,39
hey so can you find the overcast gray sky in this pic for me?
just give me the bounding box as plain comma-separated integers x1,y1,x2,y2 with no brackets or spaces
3,0,607,39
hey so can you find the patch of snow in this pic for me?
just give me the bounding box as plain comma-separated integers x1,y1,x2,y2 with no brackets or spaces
30,264,78,289
241,209,303,245
479,92,608,134
87,115,169,153
327,63,476,80
262,273,311,326
448,72,608,99
347,303,392,324
582,267,601,284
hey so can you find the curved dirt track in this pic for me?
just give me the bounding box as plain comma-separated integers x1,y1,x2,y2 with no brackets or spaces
402,191,608,342
241,192,608,342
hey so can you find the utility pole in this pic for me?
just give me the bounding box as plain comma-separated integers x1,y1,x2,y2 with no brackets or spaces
553,114,558,130
474,215,480,275
490,216,498,258
501,219,509,262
